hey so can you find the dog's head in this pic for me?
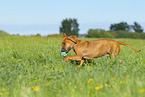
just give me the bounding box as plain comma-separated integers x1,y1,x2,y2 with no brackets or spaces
61,33,77,53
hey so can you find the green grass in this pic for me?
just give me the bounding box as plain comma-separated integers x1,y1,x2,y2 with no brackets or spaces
0,36,145,97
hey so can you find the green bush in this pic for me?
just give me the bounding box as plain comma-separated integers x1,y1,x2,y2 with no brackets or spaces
139,33,145,39
111,31,145,39
111,31,129,38
111,31,138,38
88,29,115,38
87,29,145,39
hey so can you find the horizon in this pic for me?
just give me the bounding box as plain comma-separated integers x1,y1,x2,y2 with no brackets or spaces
0,22,145,36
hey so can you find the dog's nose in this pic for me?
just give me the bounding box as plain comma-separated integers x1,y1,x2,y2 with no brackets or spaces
61,49,65,52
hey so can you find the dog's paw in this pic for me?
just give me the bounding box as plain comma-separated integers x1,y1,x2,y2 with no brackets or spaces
63,57,69,62
77,65,81,68
62,59,67,62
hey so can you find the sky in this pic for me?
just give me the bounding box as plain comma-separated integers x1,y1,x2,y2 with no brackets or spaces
0,0,145,36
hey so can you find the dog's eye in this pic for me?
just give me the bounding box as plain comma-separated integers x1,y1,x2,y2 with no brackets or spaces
63,43,66,45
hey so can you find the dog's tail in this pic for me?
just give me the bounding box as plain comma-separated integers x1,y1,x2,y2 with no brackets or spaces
118,42,141,52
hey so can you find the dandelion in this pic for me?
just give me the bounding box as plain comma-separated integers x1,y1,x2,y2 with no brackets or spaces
11,57,15,60
30,86,40,91
33,86,40,91
112,85,115,88
112,78,116,80
2,88,7,91
140,89,145,93
0,93,3,95
108,85,111,87
87,79,93,83
44,65,47,68
95,85,103,90
59,90,61,92
95,86,100,90
4,92,10,95
47,82,50,86
100,85,103,89
120,81,124,84
126,75,130,77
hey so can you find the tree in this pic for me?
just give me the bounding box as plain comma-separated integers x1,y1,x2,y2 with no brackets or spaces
60,18,79,36
132,22,143,33
36,33,41,37
110,22,131,31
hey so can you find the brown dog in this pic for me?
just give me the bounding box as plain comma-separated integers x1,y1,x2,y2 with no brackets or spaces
61,33,141,67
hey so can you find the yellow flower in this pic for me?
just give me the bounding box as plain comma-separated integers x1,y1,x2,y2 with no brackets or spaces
108,85,111,87
112,78,116,80
87,79,93,83
95,85,103,90
44,65,47,67
4,92,10,95
0,93,3,95
140,89,145,93
95,86,100,90
31,86,40,91
112,85,115,88
2,88,7,91
126,75,130,77
11,57,15,60
120,81,124,84
100,85,103,88
47,82,50,86
59,90,61,92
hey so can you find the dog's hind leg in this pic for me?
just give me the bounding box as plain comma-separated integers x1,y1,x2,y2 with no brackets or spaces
110,44,120,58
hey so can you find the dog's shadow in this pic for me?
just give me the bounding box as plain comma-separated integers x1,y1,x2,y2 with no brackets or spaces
70,59,97,67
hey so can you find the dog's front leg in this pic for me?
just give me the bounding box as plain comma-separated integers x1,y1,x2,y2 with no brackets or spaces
63,55,84,68
63,55,82,61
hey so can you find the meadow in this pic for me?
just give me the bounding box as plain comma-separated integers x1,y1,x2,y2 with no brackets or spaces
0,36,145,97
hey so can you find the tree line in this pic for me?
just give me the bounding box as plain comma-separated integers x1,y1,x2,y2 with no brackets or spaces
60,18,144,39
110,22,143,33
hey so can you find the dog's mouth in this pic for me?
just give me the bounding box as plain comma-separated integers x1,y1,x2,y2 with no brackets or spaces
61,47,71,53
66,47,71,53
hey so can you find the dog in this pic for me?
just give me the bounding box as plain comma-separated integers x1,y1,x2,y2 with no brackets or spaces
61,33,141,67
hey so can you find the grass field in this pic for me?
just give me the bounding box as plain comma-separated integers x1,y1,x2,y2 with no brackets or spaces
0,36,145,97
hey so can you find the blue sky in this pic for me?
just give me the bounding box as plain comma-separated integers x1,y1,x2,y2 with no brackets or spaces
0,0,145,35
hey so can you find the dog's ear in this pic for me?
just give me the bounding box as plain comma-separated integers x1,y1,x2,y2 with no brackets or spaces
68,35,77,43
63,33,67,38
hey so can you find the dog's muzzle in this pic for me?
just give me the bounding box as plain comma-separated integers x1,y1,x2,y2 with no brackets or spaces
61,48,66,52
61,47,71,53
